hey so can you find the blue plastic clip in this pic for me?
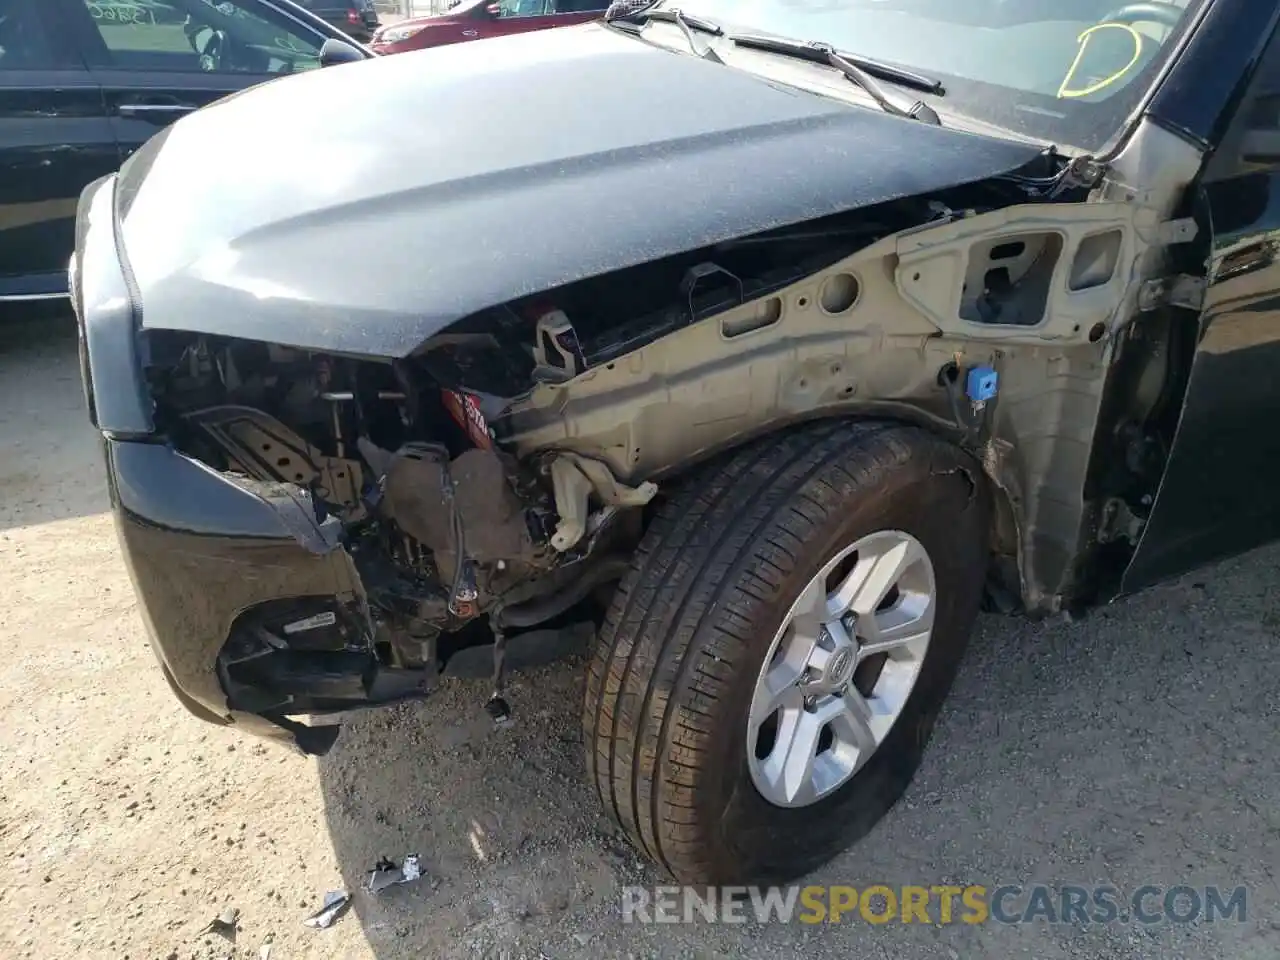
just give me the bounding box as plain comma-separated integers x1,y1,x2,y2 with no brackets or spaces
965,365,999,404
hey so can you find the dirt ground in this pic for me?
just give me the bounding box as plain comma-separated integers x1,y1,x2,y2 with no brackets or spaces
1,313,1278,960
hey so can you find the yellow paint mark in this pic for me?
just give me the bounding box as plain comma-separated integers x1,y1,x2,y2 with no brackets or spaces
1057,22,1144,99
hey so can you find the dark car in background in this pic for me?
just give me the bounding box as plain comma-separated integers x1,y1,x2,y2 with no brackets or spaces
371,0,606,55
297,0,379,43
0,0,368,307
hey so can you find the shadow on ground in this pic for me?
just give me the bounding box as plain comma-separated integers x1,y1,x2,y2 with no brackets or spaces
0,311,108,532
317,548,1280,960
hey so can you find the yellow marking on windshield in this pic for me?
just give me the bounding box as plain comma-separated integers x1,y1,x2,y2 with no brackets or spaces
1057,22,1144,99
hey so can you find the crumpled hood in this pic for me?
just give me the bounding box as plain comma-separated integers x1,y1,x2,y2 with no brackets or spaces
117,23,1042,357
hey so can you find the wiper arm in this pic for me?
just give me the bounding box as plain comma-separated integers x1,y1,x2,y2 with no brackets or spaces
731,33,943,124
734,33,943,95
604,3,726,63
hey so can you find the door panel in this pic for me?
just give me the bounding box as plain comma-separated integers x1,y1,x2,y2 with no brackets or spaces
0,0,116,300
1123,24,1280,590
482,0,603,39
552,0,608,23
64,0,325,162
473,1,549,41
1123,175,1280,588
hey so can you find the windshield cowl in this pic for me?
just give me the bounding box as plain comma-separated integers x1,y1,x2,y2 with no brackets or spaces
619,15,1072,153
648,0,1205,155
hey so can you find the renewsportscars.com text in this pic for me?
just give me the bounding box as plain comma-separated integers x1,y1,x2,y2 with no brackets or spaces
621,884,1248,926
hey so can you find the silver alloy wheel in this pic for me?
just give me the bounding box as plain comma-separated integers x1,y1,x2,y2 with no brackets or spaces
746,530,936,808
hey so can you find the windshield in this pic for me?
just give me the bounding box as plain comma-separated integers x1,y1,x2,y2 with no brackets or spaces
657,0,1206,152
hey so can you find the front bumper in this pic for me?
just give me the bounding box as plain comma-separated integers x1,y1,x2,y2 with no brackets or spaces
369,37,417,55
75,175,429,754
105,437,382,752
369,28,455,55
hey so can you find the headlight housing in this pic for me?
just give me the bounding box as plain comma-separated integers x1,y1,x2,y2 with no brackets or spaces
376,24,427,44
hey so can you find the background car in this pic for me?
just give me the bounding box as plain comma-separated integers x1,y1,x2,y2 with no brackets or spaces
370,0,607,55
0,0,369,308
295,0,379,43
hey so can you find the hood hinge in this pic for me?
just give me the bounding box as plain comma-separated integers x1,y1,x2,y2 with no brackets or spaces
1060,154,1107,192
1137,274,1206,313
1156,217,1198,246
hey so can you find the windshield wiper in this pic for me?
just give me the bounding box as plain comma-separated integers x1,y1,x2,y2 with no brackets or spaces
604,4,726,63
732,33,944,124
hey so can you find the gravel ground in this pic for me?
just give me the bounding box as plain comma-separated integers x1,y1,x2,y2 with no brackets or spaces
1,314,1278,960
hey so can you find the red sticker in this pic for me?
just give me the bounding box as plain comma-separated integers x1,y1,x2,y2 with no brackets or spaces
441,388,492,450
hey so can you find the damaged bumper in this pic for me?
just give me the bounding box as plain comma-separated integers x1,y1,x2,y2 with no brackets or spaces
105,437,429,754
77,175,429,754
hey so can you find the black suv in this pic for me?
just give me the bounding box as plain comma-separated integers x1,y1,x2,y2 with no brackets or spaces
68,0,1280,888
0,0,369,307
296,1,379,43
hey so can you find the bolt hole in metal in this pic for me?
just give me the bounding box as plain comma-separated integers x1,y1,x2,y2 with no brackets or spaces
819,273,860,314
747,530,936,808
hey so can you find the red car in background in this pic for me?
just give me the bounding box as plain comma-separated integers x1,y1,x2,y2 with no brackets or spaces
371,0,609,54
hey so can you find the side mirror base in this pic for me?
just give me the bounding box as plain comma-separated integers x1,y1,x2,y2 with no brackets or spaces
319,38,364,68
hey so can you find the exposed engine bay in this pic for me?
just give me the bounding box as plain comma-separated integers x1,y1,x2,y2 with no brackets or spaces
146,323,652,666
134,159,1195,727
144,190,985,657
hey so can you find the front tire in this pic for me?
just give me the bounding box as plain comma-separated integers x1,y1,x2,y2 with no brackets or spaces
582,420,990,884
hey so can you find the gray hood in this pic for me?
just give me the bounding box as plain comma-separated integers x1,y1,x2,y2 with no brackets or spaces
116,22,1043,357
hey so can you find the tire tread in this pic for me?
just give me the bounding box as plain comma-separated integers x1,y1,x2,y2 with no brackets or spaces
582,420,969,880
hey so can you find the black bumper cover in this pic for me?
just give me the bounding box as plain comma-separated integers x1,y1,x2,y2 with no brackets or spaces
105,438,431,754
78,175,429,755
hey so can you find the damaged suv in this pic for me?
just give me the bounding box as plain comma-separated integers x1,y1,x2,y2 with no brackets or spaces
74,0,1280,883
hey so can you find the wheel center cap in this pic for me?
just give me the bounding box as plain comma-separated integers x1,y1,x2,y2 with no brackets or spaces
825,647,856,689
